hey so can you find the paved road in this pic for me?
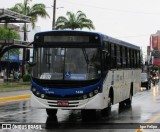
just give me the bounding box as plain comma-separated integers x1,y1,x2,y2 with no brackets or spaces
0,85,160,132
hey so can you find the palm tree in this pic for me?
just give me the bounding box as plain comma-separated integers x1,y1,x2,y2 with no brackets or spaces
9,0,49,30
9,0,50,75
55,11,95,30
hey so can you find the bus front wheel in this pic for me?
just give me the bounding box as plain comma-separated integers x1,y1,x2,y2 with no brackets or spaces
46,109,58,117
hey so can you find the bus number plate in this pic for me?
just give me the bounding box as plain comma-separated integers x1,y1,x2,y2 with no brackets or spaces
57,101,69,106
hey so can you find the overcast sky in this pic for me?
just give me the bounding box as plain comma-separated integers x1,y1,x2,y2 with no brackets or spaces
2,0,160,55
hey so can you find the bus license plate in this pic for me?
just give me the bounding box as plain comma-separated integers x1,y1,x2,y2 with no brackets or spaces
57,101,69,106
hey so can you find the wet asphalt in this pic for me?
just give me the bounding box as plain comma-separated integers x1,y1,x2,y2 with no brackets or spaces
0,84,160,132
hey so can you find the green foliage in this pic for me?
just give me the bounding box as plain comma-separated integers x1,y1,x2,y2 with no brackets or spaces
0,27,20,59
55,10,95,30
22,74,31,82
9,0,50,29
0,27,20,39
151,66,159,71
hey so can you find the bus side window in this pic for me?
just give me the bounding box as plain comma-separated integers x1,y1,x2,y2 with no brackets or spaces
134,50,137,68
108,43,111,69
122,47,126,68
129,49,132,68
111,44,116,69
137,51,141,68
132,50,135,68
127,48,130,68
102,41,110,70
111,44,113,68
125,47,128,68
120,46,123,68
116,45,121,68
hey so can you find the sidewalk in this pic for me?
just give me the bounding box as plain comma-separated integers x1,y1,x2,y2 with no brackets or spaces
0,79,31,102
0,90,31,98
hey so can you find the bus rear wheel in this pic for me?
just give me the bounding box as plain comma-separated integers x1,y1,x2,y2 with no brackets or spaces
119,93,132,108
125,93,132,107
46,109,57,117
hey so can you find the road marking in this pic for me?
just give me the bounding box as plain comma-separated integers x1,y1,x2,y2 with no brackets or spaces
0,94,31,103
146,113,160,123
135,113,160,132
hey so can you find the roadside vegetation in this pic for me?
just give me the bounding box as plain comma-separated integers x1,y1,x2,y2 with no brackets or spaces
0,81,30,89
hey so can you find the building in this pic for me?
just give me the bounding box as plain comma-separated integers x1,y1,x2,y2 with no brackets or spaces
149,31,160,66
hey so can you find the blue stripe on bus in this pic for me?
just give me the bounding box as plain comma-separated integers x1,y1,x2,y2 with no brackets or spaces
31,80,102,97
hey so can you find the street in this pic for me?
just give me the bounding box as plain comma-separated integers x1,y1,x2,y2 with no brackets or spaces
0,84,160,132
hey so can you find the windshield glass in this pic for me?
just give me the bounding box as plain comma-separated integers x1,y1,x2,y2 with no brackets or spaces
32,48,101,80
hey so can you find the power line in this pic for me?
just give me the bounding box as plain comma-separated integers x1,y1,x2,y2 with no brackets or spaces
60,0,160,15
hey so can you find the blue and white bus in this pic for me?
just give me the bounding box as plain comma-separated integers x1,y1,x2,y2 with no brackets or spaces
30,30,141,118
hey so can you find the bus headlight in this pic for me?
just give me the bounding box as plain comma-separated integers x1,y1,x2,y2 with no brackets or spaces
89,92,93,97
36,91,40,96
32,87,36,92
94,89,99,94
31,86,46,99
40,94,45,99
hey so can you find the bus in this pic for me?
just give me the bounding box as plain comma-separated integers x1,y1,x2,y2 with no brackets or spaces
30,30,141,118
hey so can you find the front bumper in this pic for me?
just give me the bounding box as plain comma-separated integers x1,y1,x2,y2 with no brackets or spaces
30,93,107,110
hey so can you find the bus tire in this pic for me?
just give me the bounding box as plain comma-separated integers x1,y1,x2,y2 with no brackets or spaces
119,101,125,108
46,109,58,117
125,91,132,107
119,90,132,108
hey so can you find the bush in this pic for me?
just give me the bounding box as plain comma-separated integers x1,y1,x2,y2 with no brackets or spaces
22,74,31,82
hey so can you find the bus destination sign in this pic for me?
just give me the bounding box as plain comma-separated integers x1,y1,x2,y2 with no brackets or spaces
44,36,90,43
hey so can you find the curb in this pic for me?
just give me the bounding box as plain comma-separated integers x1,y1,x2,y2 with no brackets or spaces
0,94,31,103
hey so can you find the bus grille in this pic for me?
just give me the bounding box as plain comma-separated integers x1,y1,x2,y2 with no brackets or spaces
45,94,83,100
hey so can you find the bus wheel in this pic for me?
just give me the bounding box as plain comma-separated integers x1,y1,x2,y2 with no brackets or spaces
101,98,111,116
46,109,58,117
119,101,125,109
81,110,96,121
125,93,132,107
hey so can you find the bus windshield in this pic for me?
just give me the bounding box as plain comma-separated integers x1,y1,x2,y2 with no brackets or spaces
33,47,101,81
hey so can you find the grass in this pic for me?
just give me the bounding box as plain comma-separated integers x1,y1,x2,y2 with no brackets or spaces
0,81,31,89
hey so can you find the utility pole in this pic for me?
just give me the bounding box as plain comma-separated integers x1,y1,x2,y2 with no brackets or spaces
52,0,56,30
22,0,28,76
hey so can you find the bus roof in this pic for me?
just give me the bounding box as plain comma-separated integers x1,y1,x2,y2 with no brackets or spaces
35,30,140,50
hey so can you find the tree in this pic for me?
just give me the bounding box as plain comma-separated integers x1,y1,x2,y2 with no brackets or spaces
0,27,20,60
9,0,50,29
9,0,50,75
55,11,95,30
0,27,20,39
